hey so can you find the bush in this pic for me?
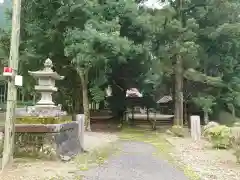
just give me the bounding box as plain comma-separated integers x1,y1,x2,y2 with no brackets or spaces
170,125,185,137
207,125,231,149
203,121,219,132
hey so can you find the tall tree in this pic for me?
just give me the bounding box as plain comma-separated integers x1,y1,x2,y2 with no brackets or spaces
149,0,199,125
191,0,240,120
64,0,151,129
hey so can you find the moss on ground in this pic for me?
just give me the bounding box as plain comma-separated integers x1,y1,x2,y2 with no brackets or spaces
47,175,83,180
16,117,71,124
44,176,83,180
74,143,120,171
118,127,200,180
42,144,119,180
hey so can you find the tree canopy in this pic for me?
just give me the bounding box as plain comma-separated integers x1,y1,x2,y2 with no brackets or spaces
1,0,240,128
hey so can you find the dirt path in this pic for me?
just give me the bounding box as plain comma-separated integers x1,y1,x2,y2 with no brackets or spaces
79,141,188,180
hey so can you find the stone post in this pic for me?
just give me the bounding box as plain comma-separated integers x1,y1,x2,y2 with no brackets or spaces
77,114,85,151
190,115,201,141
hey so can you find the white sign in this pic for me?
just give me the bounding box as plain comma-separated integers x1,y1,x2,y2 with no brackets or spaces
15,75,23,86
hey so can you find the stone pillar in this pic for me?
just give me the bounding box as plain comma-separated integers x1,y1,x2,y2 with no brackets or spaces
77,114,85,151
190,115,201,141
37,90,55,106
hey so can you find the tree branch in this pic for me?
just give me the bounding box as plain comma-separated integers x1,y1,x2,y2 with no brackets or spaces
182,3,206,14
112,80,124,91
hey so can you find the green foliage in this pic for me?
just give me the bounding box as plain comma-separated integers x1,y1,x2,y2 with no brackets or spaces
192,94,216,113
206,125,232,149
1,0,240,124
62,0,151,125
0,28,10,69
0,0,11,28
89,86,105,103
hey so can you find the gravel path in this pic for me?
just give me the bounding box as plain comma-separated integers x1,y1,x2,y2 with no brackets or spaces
81,141,188,180
167,137,240,180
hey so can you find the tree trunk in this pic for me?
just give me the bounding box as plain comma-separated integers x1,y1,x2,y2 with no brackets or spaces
184,102,188,125
232,107,235,119
174,55,184,126
174,0,184,126
203,110,209,125
228,103,235,119
231,105,235,119
79,69,91,131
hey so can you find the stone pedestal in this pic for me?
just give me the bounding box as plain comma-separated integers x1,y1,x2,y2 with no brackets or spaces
0,121,84,160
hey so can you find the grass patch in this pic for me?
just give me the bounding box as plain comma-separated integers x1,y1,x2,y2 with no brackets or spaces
74,143,119,171
47,175,84,180
42,144,120,179
119,127,200,180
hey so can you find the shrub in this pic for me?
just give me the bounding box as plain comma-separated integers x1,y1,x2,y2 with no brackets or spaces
170,125,185,137
203,121,219,132
203,122,220,140
207,125,231,149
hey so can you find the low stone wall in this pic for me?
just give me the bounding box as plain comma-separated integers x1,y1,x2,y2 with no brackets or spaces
0,121,84,160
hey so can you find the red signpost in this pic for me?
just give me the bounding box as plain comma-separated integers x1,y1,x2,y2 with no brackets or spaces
3,67,13,77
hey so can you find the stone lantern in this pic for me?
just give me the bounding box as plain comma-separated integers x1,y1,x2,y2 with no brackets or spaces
28,58,64,107
0,58,83,160
25,58,66,117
